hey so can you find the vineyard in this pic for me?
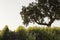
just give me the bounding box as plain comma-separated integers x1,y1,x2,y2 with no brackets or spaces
0,25,60,40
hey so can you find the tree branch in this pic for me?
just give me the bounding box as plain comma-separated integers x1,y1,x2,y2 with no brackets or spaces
34,18,48,25
34,17,55,27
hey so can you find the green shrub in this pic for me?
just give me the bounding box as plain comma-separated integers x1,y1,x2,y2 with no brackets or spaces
15,26,27,40
26,27,54,40
1,26,60,40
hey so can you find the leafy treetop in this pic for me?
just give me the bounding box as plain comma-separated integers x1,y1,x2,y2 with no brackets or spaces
20,0,60,27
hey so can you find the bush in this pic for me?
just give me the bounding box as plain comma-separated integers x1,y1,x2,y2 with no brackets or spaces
15,26,27,40
0,26,60,40
26,27,55,40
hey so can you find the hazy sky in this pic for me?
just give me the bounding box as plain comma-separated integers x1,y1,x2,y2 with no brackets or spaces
0,0,36,30
0,0,60,31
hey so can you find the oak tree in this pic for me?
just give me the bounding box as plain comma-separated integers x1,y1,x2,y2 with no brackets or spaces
20,0,60,27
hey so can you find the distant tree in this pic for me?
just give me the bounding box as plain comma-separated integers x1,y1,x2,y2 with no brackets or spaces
20,0,60,27
1,25,9,40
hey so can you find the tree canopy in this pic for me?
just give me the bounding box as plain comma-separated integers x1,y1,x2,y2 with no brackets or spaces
20,0,60,27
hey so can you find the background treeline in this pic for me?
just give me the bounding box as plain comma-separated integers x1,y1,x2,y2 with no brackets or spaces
0,26,60,40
